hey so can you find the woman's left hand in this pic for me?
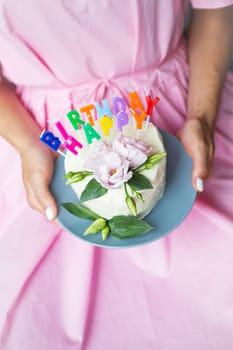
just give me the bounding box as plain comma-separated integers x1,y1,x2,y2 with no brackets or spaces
21,143,58,220
177,117,215,192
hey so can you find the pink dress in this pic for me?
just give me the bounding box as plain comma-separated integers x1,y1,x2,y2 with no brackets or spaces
0,1,233,349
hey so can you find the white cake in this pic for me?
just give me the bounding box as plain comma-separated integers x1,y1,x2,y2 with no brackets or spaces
64,118,166,220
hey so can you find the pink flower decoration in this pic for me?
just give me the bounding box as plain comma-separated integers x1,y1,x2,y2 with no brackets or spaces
84,141,110,171
84,141,133,189
112,135,152,169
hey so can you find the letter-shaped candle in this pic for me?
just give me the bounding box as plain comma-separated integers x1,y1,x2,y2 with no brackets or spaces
146,95,160,115
64,135,83,155
80,104,95,126
113,96,129,132
55,121,83,155
99,116,113,136
94,99,112,118
55,121,69,140
67,110,85,130
129,91,147,129
40,131,61,151
83,123,101,144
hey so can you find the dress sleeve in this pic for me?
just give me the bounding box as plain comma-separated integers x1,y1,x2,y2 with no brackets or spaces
190,0,233,8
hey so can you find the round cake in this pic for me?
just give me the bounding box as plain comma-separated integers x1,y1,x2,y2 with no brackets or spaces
64,118,166,220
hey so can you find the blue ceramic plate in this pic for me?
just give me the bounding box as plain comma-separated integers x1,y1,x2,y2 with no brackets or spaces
50,130,196,248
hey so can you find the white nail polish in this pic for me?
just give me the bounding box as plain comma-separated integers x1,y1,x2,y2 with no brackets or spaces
196,178,204,192
45,207,54,220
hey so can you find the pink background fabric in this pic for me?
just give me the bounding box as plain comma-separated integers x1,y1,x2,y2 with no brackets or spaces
0,1,233,349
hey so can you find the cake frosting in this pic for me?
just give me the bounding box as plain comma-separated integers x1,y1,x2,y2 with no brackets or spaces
64,118,166,220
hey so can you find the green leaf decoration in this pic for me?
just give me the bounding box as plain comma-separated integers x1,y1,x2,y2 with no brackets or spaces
64,171,93,185
80,178,108,202
83,218,107,236
101,225,111,240
109,215,153,239
60,202,100,220
135,191,144,203
135,152,166,172
148,152,166,164
127,173,153,191
125,196,137,216
64,171,76,179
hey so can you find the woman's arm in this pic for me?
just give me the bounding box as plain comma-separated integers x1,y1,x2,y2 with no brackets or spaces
0,80,57,219
188,5,233,124
179,5,233,191
0,80,42,154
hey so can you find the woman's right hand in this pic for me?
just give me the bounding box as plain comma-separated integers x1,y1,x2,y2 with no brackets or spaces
177,117,215,192
21,143,58,220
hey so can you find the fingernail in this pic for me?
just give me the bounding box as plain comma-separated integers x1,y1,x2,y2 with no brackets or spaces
196,178,204,192
45,207,54,220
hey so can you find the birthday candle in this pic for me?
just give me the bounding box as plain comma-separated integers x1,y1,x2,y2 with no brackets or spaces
99,116,113,136
129,91,147,130
113,96,129,132
113,96,127,114
67,110,85,130
130,108,147,130
116,112,129,132
64,135,83,155
146,95,160,115
83,123,101,144
129,91,145,112
80,104,95,126
55,121,69,140
94,99,112,118
45,120,68,153
144,89,160,131
40,130,61,152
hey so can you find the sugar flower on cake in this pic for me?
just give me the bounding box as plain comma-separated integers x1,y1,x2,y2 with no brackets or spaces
112,135,152,169
84,141,133,189
84,140,110,169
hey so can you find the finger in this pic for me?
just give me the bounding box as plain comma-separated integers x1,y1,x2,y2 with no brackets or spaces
189,143,209,192
177,118,214,192
36,180,58,220
25,183,44,212
207,141,215,179
26,176,58,220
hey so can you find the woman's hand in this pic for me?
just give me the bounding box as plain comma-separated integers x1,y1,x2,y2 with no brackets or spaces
21,143,58,220
0,80,58,220
177,118,214,192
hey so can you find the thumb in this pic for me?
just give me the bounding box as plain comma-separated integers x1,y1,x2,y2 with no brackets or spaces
27,173,58,220
177,118,214,193
37,180,58,220
189,145,209,192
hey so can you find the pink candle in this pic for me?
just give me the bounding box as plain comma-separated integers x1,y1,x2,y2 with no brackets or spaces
64,135,83,155
55,121,69,140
